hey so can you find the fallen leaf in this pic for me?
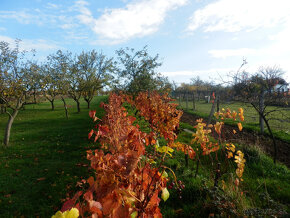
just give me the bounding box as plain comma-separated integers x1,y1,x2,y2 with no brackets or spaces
37,177,46,181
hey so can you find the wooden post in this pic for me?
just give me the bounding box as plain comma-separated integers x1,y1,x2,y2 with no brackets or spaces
216,95,220,112
259,92,264,134
186,92,188,110
179,92,181,105
192,92,196,110
207,97,216,127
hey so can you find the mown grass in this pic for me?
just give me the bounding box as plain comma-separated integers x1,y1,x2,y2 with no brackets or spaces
0,96,107,217
0,96,289,217
178,100,290,142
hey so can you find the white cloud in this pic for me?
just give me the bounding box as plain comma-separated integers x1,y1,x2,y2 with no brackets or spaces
191,0,290,80
0,35,61,51
0,8,61,26
75,0,188,44
46,3,61,9
0,10,38,24
187,0,290,33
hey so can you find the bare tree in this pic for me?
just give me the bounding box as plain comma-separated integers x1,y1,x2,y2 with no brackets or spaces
233,65,289,163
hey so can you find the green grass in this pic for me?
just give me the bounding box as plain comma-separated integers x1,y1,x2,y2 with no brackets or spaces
0,96,107,217
178,100,290,142
0,96,289,217
159,128,290,217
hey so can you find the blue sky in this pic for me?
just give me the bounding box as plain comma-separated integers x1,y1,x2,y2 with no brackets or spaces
1,0,290,85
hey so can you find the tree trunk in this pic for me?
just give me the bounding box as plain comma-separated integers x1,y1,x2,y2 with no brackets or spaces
4,109,19,147
259,92,265,134
87,100,90,109
50,100,55,111
76,100,80,113
61,97,69,119
33,88,37,103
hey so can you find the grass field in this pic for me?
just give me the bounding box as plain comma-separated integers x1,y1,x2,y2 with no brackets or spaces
0,96,289,217
0,96,106,217
178,100,290,141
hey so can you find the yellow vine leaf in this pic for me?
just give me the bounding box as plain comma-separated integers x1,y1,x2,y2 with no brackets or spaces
161,188,170,202
214,122,223,135
131,211,138,218
237,122,243,131
155,145,174,157
162,171,168,178
52,208,79,218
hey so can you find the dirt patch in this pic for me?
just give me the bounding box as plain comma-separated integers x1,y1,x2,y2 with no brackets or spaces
181,111,290,167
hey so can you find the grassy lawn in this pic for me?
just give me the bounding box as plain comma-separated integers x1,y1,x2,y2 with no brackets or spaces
0,95,289,217
178,100,290,141
0,96,107,217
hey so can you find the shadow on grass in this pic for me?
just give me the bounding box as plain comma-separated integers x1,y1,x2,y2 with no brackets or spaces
0,97,106,217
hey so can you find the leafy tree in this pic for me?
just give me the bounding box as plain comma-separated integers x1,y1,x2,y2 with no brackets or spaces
155,75,173,94
0,40,35,146
23,60,41,104
39,63,59,110
47,50,71,119
77,50,114,108
115,46,165,94
67,56,84,113
190,76,206,101
0,67,6,114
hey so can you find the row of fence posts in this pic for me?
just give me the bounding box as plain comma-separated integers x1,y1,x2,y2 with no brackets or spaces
174,91,220,113
173,91,222,173
175,92,196,111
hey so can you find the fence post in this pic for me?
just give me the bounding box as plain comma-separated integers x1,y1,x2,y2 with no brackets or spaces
259,92,265,134
216,95,220,112
186,91,188,110
192,92,196,110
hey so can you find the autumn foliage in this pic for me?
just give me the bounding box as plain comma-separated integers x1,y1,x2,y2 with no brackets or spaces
56,92,246,217
58,92,186,217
